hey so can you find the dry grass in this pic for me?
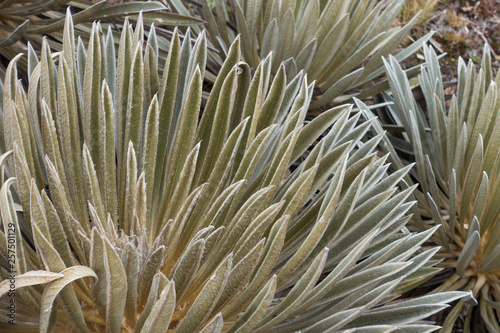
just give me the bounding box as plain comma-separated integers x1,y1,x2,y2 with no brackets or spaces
398,0,439,27
443,8,468,28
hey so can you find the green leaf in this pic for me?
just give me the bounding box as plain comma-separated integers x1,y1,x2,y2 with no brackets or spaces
100,82,118,224
166,67,202,194
199,313,224,333
456,231,481,275
223,215,289,319
302,307,365,333
91,1,167,18
122,244,139,327
0,270,63,299
348,292,466,327
460,135,484,224
198,65,238,183
256,65,287,132
140,281,176,333
175,255,232,333
81,23,103,154
212,240,265,315
258,248,328,330
291,105,347,162
172,238,205,299
142,11,204,26
226,276,276,333
0,20,29,47
40,266,97,333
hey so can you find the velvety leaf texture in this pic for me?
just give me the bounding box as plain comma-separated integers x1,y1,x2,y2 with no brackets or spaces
360,43,500,332
0,12,466,333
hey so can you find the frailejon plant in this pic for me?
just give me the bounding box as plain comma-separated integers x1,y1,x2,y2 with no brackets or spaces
0,13,465,333
358,45,500,332
0,0,201,80
169,0,432,110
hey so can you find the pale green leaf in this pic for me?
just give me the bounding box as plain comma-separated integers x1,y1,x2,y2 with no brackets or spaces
40,266,97,333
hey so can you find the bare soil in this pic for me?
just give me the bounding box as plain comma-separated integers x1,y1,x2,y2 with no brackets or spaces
408,0,500,84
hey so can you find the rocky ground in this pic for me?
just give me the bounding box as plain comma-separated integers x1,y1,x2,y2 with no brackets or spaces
403,0,499,86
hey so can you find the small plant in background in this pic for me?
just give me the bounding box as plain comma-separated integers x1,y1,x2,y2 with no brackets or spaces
397,0,438,28
0,12,467,333
170,0,432,110
358,44,500,332
0,0,201,80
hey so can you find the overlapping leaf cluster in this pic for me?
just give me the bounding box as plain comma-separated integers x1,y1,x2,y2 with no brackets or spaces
358,45,500,332
0,12,467,333
170,0,431,110
0,0,201,80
